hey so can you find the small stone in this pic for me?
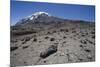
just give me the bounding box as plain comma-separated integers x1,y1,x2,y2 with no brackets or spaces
50,38,55,41
44,60,46,63
92,36,95,39
81,34,85,37
14,53,17,55
63,36,66,39
91,31,95,34
63,41,66,44
23,46,29,49
87,54,92,60
78,58,83,61
60,29,65,32
53,31,56,33
84,49,91,52
24,61,27,64
80,40,87,44
66,29,69,32
72,30,76,33
54,43,58,44
45,36,49,39
79,45,83,48
33,38,37,42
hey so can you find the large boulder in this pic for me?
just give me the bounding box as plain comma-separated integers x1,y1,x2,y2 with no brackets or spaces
40,45,58,58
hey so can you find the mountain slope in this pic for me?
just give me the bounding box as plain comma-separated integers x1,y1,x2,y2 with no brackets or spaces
10,12,95,67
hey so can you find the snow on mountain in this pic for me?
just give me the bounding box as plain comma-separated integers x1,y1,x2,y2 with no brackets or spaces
33,12,50,17
28,12,51,20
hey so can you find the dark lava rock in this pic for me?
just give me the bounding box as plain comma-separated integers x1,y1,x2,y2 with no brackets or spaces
45,36,49,39
79,45,83,48
63,36,67,39
60,29,65,32
66,29,69,32
23,46,29,49
50,38,55,41
84,49,91,53
44,60,46,63
72,30,76,33
33,38,37,42
78,58,83,61
80,40,87,44
22,41,26,44
86,39,94,45
47,32,52,34
11,46,18,51
92,36,95,39
91,31,95,34
81,34,85,37
40,45,58,58
53,31,56,33
21,38,24,41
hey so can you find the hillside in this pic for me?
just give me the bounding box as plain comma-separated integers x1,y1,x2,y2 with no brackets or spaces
10,12,95,67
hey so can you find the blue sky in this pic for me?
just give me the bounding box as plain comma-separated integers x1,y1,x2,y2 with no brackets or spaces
11,1,95,25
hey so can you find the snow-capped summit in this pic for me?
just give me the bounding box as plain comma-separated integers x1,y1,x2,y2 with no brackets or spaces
29,12,51,20
33,12,50,16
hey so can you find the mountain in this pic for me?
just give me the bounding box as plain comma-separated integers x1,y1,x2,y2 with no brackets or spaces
15,12,66,26
11,11,94,36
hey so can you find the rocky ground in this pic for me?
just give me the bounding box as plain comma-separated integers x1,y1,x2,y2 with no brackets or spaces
10,21,95,67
